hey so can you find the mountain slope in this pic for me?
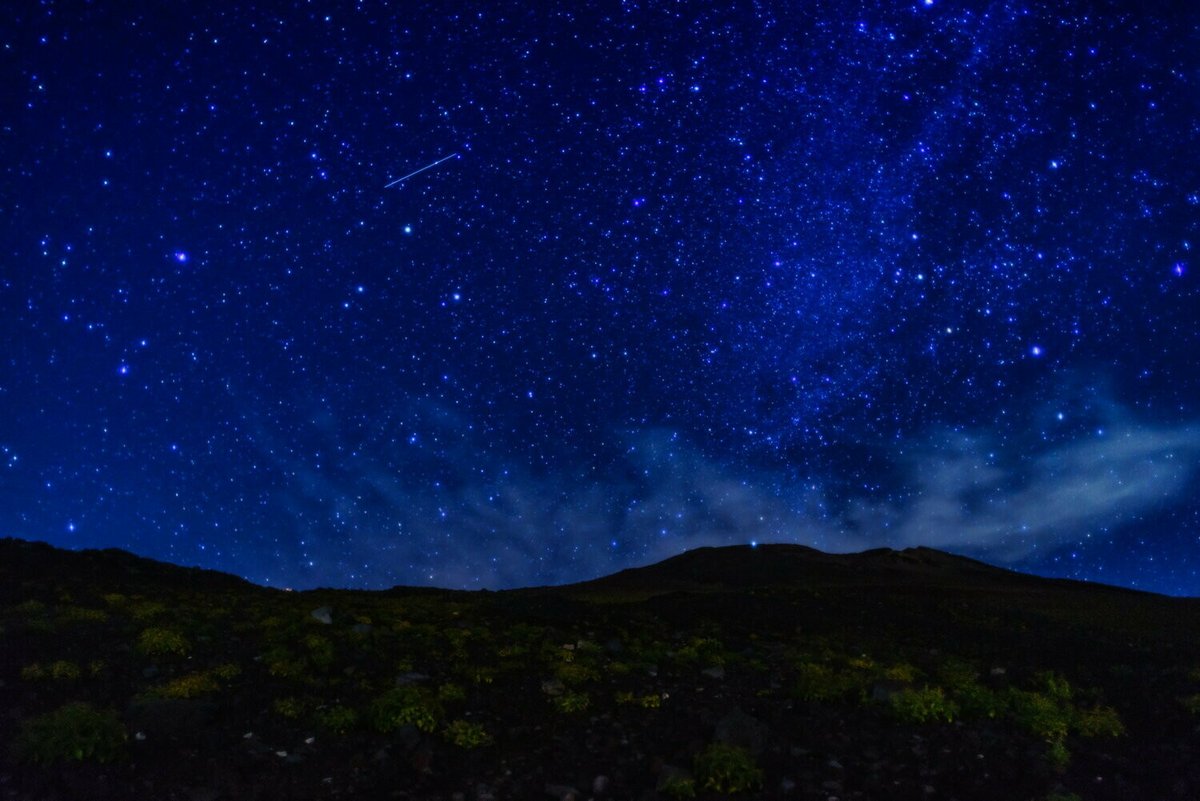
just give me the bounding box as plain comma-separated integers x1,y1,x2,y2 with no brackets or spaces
3,536,1200,801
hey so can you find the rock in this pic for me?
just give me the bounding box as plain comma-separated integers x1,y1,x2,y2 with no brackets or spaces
592,775,610,795
989,667,1006,677
352,622,373,634
822,780,843,793
395,671,430,686
541,678,566,696
186,787,220,801
781,777,797,793
701,665,726,679
544,783,580,801
715,707,767,756
871,681,906,702
311,606,333,624
142,665,159,679
605,638,624,654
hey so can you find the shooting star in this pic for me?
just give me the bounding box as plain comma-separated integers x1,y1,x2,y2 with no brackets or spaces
384,153,459,188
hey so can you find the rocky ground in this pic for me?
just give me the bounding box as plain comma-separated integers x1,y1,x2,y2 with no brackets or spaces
2,538,1200,801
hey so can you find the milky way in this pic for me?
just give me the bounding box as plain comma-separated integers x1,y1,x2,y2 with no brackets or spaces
3,1,1198,592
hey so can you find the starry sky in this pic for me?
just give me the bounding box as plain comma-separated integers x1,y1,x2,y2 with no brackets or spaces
3,0,1199,593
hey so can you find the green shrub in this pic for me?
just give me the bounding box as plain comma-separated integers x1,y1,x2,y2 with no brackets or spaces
674,637,725,666
137,627,190,658
1007,687,1075,769
792,662,851,701
1036,671,1074,702
303,634,335,670
14,703,126,764
1074,705,1124,737
211,663,242,681
21,660,81,682
693,743,763,793
889,687,958,723
883,663,919,683
956,682,1003,719
615,691,662,709
443,719,493,748
659,772,697,799
1180,693,1200,715
370,686,441,733
273,697,306,719
152,672,219,699
437,682,467,704
130,601,168,621
57,606,108,625
315,704,358,734
1046,739,1071,772
554,661,599,685
552,691,591,714
1008,690,1071,742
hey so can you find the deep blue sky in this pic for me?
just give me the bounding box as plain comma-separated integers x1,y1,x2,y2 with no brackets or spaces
3,0,1198,593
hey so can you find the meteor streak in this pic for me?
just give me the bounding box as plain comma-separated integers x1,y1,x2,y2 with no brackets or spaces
384,153,459,188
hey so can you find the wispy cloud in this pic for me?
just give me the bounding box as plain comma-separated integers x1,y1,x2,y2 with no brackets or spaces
241,388,1200,590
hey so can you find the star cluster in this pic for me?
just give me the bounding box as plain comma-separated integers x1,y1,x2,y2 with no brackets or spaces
3,1,1198,592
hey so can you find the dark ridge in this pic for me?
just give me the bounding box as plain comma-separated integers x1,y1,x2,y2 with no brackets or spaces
0,537,260,605
551,542,1157,599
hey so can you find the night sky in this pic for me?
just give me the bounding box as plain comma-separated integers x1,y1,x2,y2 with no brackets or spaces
4,1,1199,594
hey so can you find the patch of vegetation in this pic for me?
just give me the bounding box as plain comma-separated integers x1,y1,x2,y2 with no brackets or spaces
552,690,591,714
130,600,169,621
211,662,242,681
57,605,109,625
14,703,127,764
1074,705,1125,738
370,686,442,733
315,704,359,734
151,672,219,699
273,696,307,719
615,691,662,709
302,633,335,670
883,662,920,683
693,743,763,794
136,627,190,658
889,686,959,723
443,719,493,748
554,660,599,685
792,661,855,701
659,772,697,799
21,660,82,682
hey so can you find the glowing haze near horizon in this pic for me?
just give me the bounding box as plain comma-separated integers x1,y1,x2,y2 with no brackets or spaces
3,1,1199,593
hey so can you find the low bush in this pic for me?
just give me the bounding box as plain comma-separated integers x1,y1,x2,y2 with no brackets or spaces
14,703,126,764
370,686,441,733
693,743,763,793
889,687,959,723
443,719,492,748
137,627,190,658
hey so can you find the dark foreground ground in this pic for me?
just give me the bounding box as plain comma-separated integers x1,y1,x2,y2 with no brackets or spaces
2,538,1200,801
